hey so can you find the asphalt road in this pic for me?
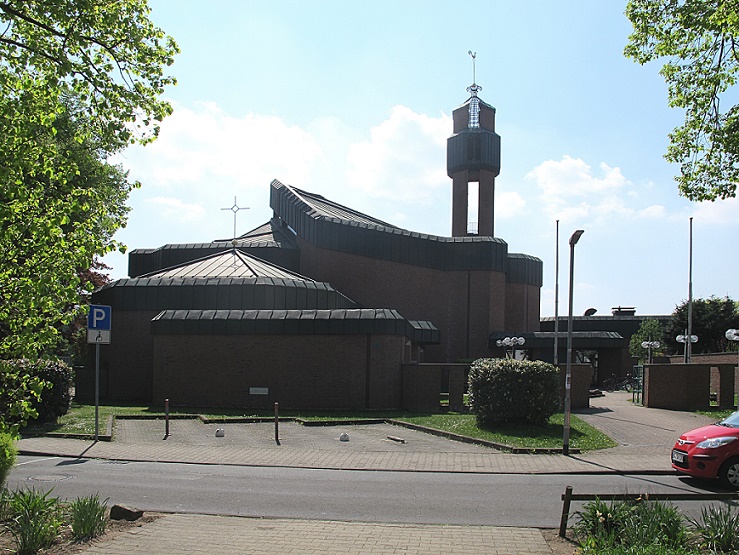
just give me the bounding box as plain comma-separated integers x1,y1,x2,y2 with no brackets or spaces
7,455,728,528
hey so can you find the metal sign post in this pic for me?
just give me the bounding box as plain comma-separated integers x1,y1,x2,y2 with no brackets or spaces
87,305,111,441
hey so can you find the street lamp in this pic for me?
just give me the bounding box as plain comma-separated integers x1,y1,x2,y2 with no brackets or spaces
563,229,584,456
496,336,526,358
640,340,660,364
725,329,739,370
676,333,698,361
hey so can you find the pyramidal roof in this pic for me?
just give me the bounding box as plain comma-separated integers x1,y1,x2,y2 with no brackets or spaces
140,249,312,281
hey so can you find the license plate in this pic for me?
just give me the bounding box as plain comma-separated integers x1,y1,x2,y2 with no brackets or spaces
671,450,685,463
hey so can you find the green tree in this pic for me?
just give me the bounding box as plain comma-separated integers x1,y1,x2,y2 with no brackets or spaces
665,296,739,354
56,258,113,365
629,318,666,362
625,1,739,201
0,1,177,434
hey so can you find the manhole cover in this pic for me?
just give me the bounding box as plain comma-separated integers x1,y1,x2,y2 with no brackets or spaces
27,474,74,482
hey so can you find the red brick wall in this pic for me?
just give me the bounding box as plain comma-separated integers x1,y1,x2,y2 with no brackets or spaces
152,334,405,410
644,364,711,411
401,363,470,412
504,282,540,332
90,310,159,402
296,237,521,362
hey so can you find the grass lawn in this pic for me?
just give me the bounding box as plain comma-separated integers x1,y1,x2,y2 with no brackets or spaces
23,402,615,451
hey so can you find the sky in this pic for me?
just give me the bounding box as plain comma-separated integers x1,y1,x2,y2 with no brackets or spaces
104,0,739,318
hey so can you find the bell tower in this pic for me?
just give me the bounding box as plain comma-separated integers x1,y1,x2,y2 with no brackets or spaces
447,53,501,237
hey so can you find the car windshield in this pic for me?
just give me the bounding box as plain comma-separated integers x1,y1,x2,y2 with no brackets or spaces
719,411,739,428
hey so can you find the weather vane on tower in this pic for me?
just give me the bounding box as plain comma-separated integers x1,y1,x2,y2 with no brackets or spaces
467,50,481,128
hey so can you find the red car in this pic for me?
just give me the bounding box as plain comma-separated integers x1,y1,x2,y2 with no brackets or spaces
671,411,739,489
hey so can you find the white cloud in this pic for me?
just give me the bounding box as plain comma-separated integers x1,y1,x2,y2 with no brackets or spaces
691,196,739,225
526,155,627,200
146,197,206,223
345,106,451,203
637,204,667,218
496,191,526,219
118,101,322,192
523,155,666,225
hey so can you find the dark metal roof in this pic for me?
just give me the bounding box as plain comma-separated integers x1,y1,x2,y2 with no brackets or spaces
289,187,399,229
151,308,440,344
506,253,543,287
539,315,671,338
270,179,540,277
139,249,306,280
489,331,625,350
127,220,300,278
93,271,357,311
214,218,299,249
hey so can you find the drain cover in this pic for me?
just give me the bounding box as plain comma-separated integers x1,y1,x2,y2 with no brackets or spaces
27,474,74,482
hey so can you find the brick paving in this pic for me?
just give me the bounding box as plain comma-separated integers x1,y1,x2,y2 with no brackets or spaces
16,390,721,554
79,515,552,555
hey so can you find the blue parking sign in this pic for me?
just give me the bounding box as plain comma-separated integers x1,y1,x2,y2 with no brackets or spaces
87,305,111,344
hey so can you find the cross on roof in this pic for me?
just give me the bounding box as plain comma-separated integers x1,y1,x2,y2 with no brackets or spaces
221,196,250,240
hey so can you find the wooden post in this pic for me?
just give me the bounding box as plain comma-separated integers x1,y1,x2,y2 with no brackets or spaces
559,485,573,538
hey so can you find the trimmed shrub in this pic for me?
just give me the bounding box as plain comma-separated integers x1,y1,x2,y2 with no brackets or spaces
0,359,74,426
0,432,17,488
28,359,74,423
468,358,560,425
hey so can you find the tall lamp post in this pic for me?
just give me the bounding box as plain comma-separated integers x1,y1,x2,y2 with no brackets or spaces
562,229,584,456
641,340,660,365
676,333,698,361
554,220,560,365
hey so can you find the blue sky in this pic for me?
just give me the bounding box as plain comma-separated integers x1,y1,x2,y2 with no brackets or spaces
105,1,739,319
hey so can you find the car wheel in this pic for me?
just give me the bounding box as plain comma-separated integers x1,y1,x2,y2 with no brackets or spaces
718,457,739,490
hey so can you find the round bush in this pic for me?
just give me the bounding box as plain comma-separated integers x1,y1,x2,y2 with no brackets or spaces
31,359,75,422
4,359,75,423
468,358,561,425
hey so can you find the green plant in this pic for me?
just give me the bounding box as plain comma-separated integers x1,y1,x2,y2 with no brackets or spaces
468,358,560,425
579,545,700,554
0,359,47,437
25,359,74,423
689,504,739,553
574,497,633,549
0,431,17,488
1,358,75,429
621,500,689,549
69,493,108,540
6,488,62,554
574,498,691,552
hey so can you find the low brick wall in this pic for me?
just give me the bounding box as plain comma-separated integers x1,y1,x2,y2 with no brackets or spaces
401,362,590,413
644,364,711,411
402,363,468,412
558,364,591,410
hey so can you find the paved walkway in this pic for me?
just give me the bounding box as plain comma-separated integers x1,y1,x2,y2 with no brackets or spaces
79,514,552,555
13,391,723,554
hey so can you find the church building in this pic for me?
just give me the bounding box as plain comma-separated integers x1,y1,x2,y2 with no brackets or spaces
87,80,543,410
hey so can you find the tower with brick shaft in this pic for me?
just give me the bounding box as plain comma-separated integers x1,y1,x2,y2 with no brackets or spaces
447,82,501,237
